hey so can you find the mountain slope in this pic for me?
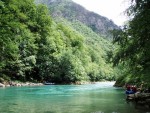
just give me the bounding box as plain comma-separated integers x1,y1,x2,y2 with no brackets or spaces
0,0,119,84
34,0,119,82
35,0,119,38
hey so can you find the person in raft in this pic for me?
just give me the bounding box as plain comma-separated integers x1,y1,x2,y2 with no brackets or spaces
125,85,137,94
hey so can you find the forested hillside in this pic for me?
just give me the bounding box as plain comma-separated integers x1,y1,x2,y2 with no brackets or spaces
0,0,120,84
35,0,119,39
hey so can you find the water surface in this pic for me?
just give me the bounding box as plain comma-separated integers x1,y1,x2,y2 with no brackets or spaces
0,82,150,113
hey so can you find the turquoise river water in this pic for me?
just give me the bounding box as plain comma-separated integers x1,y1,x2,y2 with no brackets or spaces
0,82,150,113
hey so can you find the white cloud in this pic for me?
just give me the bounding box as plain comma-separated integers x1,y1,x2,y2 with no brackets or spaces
72,0,129,26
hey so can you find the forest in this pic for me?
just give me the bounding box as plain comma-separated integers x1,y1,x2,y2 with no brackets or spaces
0,0,149,87
0,0,118,84
113,0,150,87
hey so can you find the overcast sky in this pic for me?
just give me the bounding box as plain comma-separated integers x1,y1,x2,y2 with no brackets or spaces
72,0,129,26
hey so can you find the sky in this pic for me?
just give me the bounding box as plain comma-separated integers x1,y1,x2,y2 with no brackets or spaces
72,0,129,26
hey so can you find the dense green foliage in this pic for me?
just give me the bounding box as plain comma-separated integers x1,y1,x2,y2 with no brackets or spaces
0,0,117,84
113,0,150,87
56,19,117,81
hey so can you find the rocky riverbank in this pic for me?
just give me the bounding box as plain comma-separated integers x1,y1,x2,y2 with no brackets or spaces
0,82,43,87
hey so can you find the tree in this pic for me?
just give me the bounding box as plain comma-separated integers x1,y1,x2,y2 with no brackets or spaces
113,0,150,84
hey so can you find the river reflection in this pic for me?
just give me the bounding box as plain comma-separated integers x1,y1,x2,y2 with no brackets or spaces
0,82,150,113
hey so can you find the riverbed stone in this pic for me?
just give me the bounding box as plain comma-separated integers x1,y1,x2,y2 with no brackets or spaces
5,84,10,87
0,83,5,87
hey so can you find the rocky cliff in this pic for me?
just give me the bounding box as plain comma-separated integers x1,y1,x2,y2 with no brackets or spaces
35,0,119,38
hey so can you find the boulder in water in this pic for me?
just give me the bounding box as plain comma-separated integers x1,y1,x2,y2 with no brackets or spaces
0,83,5,87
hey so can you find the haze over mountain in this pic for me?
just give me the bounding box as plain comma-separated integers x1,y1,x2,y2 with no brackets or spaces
35,0,119,38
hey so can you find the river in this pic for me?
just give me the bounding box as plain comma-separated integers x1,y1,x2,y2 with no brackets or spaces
0,82,150,113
